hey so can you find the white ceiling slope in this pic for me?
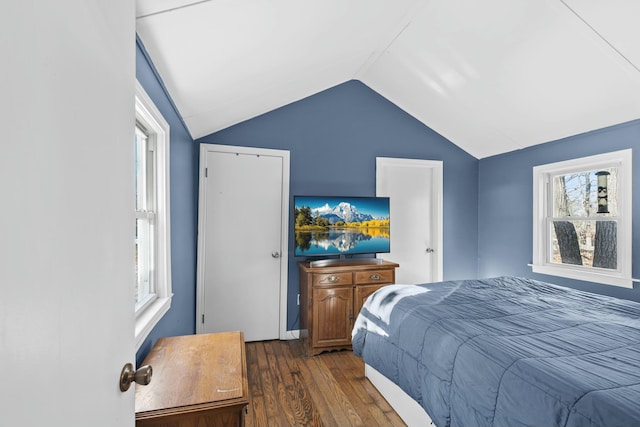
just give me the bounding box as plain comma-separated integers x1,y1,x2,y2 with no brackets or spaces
136,0,640,159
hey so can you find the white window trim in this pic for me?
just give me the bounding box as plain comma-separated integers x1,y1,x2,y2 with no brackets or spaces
532,149,632,288
135,81,172,349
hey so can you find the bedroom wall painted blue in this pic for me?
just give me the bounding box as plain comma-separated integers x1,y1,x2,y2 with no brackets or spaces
196,80,479,331
135,39,199,365
478,119,640,302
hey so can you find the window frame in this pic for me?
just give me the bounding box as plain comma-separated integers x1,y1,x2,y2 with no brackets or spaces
532,149,632,288
135,81,172,349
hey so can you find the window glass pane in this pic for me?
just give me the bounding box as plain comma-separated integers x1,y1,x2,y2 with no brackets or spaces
135,217,154,308
550,220,617,269
135,122,156,310
135,125,148,212
552,167,617,217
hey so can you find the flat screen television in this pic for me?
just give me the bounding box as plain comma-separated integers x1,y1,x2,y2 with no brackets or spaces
294,196,390,258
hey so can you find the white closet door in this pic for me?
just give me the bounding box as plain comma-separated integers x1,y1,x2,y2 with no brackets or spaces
197,145,289,341
376,157,443,285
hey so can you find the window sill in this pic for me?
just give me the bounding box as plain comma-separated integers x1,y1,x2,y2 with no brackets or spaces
135,295,172,350
531,264,631,289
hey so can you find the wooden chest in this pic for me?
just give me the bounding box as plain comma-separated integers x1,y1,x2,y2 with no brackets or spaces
135,332,249,427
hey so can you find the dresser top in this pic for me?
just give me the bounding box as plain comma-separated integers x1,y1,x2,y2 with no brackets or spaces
299,259,399,272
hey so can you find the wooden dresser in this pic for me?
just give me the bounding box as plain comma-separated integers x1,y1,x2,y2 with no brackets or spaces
135,332,249,427
299,260,399,356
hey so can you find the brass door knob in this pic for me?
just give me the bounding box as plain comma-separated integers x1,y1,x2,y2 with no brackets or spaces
119,363,152,392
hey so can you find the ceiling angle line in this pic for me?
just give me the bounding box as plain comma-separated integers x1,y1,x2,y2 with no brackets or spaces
559,0,640,74
381,20,413,55
354,0,427,79
353,20,413,79
137,0,213,20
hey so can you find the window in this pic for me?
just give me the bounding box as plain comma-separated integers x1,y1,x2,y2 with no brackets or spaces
135,81,172,349
532,149,632,288
135,123,157,310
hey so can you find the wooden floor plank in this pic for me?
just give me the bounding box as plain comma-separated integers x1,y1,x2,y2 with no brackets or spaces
336,351,406,426
285,343,337,427
245,343,268,426
323,356,378,426
263,341,300,427
246,394,268,427
305,355,355,426
273,340,323,427
325,352,391,427
291,370,323,427
257,343,290,426
245,340,407,427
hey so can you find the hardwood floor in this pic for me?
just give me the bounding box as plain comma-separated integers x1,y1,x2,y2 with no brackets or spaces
245,339,406,427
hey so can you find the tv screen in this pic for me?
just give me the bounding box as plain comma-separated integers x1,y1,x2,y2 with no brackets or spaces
294,196,390,257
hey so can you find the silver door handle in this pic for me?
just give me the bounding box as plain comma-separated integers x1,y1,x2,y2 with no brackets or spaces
271,251,280,258
426,248,435,253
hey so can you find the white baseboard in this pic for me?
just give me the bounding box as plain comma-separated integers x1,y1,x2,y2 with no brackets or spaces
284,330,300,340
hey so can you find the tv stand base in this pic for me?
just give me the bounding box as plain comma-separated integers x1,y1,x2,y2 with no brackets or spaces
309,258,383,268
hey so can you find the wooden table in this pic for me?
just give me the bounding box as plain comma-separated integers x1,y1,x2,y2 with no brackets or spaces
135,332,249,427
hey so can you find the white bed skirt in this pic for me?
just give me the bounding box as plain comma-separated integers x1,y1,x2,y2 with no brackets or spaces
365,364,435,427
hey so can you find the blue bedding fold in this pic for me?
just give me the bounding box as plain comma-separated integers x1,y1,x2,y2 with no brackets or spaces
351,276,640,427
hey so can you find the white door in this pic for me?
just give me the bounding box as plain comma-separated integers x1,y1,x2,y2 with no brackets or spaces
1,1,136,425
376,157,443,284
197,144,289,341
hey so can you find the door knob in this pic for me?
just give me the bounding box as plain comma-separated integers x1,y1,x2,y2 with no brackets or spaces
426,248,435,253
271,251,280,258
119,363,152,392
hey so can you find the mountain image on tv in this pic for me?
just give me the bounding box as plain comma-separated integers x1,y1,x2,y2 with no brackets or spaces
312,202,374,224
294,196,390,256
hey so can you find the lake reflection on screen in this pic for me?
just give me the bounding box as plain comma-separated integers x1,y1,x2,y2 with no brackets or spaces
295,228,390,256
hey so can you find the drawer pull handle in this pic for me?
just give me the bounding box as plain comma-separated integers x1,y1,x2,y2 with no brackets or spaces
370,274,381,280
327,275,339,283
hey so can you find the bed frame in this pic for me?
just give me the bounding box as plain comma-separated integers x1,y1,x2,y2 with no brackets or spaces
365,364,435,427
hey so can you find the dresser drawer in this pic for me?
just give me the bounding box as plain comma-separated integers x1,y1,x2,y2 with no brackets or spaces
312,272,353,286
355,269,394,284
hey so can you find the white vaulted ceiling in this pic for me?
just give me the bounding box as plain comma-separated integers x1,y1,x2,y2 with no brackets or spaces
136,0,640,159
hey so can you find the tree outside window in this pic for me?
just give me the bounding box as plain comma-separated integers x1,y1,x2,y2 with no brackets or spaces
550,168,617,269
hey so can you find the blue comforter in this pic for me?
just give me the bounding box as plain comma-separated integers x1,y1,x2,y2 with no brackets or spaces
351,277,640,427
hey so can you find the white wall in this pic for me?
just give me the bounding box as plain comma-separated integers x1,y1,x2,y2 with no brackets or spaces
0,1,136,425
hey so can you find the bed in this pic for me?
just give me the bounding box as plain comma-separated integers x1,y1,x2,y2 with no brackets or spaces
351,276,640,427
